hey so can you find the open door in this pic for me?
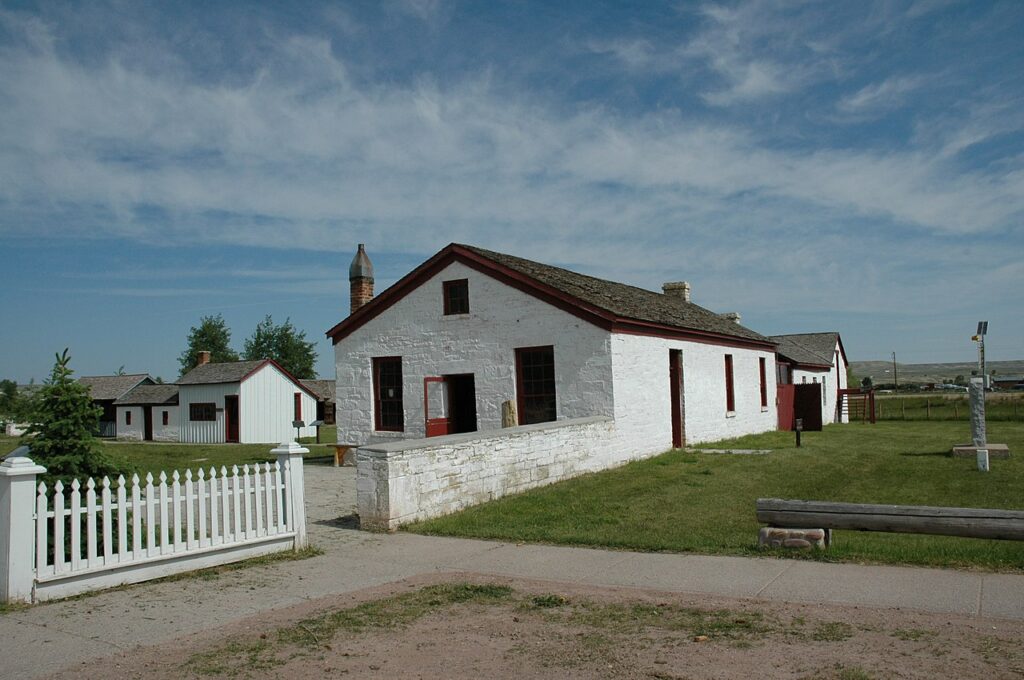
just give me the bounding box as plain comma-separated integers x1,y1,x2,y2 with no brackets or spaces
224,395,240,443
424,377,450,437
793,383,823,431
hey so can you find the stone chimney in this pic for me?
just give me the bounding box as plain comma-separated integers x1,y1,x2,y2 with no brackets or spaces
349,243,374,314
721,312,742,324
197,350,211,366
662,281,691,303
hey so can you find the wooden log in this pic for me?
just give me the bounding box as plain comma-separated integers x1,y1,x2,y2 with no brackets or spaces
756,498,1024,541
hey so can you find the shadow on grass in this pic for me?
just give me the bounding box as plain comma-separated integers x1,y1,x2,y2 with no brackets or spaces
898,450,952,457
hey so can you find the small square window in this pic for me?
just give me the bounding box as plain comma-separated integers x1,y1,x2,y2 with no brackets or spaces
443,279,470,315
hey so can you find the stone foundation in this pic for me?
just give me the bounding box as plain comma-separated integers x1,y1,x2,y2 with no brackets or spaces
758,527,830,550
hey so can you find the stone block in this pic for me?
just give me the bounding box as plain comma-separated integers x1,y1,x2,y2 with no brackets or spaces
951,443,1010,459
758,526,829,550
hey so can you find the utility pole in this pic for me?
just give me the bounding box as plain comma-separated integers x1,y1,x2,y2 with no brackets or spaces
892,352,899,393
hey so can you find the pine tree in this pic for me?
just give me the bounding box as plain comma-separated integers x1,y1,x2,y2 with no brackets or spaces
178,314,239,376
242,316,317,379
22,349,118,481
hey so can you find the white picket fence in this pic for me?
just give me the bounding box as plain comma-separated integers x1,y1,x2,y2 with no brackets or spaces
0,442,308,603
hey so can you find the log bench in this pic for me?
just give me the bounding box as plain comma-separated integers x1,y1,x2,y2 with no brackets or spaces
756,498,1024,549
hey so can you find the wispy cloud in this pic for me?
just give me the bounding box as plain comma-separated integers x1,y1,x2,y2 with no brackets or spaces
836,75,928,117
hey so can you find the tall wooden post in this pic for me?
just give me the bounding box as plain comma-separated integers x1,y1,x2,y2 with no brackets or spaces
271,442,309,549
0,449,47,603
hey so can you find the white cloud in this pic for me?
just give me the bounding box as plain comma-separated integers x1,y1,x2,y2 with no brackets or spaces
836,75,927,117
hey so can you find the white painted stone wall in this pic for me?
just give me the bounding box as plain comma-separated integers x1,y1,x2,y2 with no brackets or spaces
610,334,778,447
335,261,613,446
358,416,632,529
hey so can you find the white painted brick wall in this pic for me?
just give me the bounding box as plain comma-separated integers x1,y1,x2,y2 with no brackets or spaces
335,261,614,446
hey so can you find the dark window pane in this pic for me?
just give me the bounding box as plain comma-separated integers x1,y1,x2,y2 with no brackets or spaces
516,346,556,425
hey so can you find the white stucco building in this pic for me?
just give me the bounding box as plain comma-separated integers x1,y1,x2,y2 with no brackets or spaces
114,384,180,442
328,244,782,528
771,332,849,429
176,358,319,444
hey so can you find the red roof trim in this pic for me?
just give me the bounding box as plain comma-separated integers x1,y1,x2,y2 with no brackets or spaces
325,243,774,349
239,359,318,400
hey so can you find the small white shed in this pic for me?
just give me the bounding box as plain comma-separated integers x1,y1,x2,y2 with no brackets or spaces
176,359,319,444
114,384,180,442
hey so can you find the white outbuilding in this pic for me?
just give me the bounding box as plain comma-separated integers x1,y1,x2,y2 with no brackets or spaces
176,358,319,444
114,384,180,442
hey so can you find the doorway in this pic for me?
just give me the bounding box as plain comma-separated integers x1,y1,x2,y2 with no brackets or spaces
143,406,153,441
669,350,685,448
424,374,477,437
224,395,240,443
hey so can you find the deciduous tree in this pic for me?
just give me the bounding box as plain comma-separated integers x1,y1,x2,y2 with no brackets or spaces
242,316,317,379
178,314,239,376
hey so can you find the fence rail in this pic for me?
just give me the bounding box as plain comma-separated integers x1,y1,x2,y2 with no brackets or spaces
1,442,308,603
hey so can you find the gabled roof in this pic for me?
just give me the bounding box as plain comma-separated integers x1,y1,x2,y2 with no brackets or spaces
177,360,267,385
78,374,154,401
176,359,317,399
770,332,844,369
326,243,775,349
300,379,335,402
114,384,179,406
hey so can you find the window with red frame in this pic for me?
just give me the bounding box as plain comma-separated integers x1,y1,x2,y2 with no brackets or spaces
125,410,131,425
515,346,556,425
443,279,469,315
725,354,735,412
373,357,404,431
294,392,302,421
759,357,767,408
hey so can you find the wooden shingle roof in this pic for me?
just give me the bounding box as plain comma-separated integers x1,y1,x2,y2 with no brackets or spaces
114,384,179,406
176,360,268,385
770,332,841,368
327,243,775,348
300,379,335,402
78,374,153,401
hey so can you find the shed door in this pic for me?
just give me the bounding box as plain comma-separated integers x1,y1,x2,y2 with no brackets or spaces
793,384,823,432
224,395,240,443
424,377,450,437
777,384,795,431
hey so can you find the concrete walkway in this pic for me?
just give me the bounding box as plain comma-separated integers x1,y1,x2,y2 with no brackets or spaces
3,463,1023,679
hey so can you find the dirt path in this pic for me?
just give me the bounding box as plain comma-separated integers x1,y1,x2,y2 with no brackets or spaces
51,573,1024,680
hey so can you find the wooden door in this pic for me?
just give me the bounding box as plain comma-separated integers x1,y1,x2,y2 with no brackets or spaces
143,406,153,441
669,350,684,448
793,384,823,431
224,395,240,443
777,384,795,431
423,377,450,437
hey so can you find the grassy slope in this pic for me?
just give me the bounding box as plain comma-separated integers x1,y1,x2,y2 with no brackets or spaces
407,422,1024,571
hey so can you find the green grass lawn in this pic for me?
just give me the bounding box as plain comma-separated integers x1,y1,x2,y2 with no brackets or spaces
1,434,336,478
875,393,1024,421
406,421,1024,571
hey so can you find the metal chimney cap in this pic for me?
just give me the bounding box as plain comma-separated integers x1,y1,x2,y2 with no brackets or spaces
349,243,374,281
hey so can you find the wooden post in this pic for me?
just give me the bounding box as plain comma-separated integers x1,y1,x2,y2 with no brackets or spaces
501,400,517,428
926,398,930,420
0,449,47,603
954,403,959,420
271,442,308,550
901,399,906,420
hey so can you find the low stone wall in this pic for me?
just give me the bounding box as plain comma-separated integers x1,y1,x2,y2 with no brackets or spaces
357,416,629,530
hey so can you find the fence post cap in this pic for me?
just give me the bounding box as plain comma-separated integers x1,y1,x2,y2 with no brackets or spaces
270,441,309,457
0,447,47,476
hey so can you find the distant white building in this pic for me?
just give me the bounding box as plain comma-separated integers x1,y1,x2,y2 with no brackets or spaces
771,332,849,428
175,355,319,444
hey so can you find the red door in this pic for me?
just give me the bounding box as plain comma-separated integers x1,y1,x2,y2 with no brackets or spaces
777,384,795,431
224,395,240,443
423,377,450,437
669,350,683,448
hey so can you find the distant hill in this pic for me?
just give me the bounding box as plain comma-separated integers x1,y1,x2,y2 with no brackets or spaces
849,360,1024,385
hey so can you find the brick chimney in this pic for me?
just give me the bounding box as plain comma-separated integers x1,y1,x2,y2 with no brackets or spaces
197,350,211,366
349,243,374,314
662,281,691,303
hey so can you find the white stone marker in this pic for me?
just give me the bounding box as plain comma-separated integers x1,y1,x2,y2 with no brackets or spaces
968,377,989,472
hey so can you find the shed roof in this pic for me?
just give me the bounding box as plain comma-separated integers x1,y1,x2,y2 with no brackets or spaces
114,384,179,406
78,374,153,401
300,379,335,402
770,332,842,369
327,243,774,348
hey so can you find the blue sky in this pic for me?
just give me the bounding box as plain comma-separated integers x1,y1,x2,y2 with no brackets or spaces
1,0,1022,383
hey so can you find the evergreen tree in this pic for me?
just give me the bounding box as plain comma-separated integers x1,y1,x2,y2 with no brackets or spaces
21,349,118,481
242,315,317,379
178,314,239,376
